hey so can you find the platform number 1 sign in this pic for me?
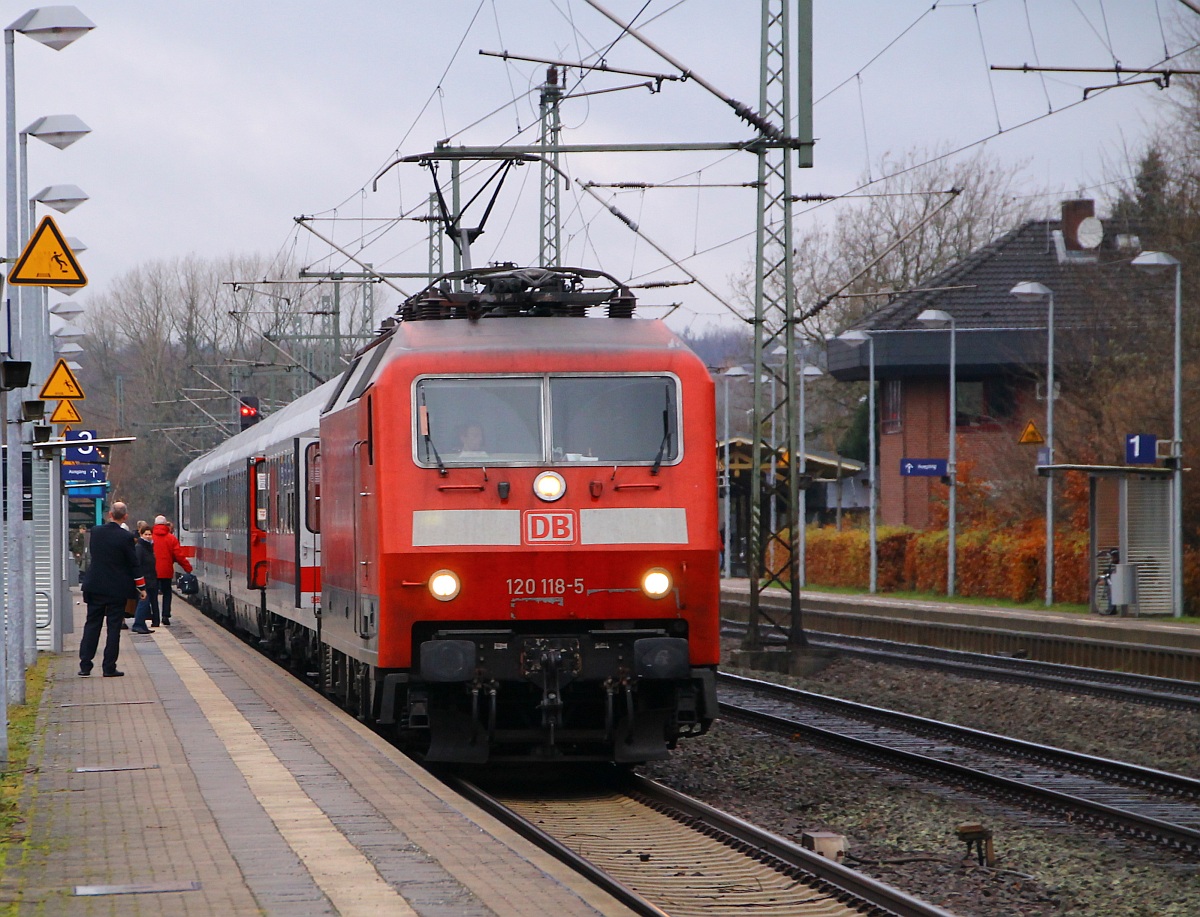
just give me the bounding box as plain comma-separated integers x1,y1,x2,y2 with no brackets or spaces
1125,433,1158,465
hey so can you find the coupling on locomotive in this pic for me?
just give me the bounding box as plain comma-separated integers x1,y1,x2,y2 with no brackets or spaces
175,265,720,763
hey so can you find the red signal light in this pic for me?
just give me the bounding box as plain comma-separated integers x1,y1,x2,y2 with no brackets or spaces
238,395,261,429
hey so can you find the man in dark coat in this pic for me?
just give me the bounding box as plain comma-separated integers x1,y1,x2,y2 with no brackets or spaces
79,502,146,677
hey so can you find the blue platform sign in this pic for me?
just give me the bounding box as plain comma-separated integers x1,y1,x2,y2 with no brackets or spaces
64,429,100,463
1125,433,1158,465
61,463,106,485
64,484,107,498
900,458,947,477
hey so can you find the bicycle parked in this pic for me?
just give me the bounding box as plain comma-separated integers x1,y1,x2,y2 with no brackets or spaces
1093,547,1120,615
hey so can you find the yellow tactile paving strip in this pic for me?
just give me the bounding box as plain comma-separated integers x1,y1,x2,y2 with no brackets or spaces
154,626,419,917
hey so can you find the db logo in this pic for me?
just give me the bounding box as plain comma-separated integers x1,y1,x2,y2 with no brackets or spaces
524,511,576,544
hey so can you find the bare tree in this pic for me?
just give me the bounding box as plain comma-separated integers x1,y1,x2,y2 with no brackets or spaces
795,145,1036,335
76,252,377,514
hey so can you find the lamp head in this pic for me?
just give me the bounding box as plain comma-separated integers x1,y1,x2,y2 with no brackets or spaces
33,183,88,213
8,7,95,51
916,308,953,327
721,365,750,377
23,114,90,150
51,321,83,341
1010,281,1052,302
1131,250,1180,275
838,330,869,346
49,299,84,318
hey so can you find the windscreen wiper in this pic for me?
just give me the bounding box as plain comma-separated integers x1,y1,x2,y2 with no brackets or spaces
419,391,447,475
651,385,672,475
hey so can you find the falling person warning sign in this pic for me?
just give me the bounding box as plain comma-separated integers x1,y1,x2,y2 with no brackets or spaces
39,358,85,400
1018,420,1045,445
50,399,82,424
7,215,87,287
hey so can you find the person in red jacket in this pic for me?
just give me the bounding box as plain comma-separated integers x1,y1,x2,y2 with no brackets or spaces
152,514,192,625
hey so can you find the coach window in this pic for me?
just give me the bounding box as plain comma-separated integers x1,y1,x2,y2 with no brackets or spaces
305,443,321,533
180,488,191,531
550,375,679,464
415,377,542,465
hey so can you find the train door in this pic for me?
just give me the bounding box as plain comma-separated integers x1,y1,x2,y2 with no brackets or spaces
298,438,321,615
247,456,269,590
351,397,378,640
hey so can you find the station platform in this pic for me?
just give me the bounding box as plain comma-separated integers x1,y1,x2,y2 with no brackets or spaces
720,580,1200,680
1,592,635,916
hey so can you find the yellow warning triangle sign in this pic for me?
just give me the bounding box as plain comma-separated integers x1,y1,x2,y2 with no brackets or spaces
7,215,87,287
1018,420,1045,445
39,358,85,400
49,399,82,423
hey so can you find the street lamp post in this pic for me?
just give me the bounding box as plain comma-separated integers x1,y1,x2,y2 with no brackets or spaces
1011,282,1055,605
839,330,876,593
798,360,822,587
4,6,95,719
720,366,749,579
1132,251,1184,617
917,309,957,595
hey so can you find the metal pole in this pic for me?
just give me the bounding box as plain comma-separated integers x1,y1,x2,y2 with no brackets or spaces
538,66,562,268
768,374,776,541
723,376,731,579
948,318,957,596
868,335,877,594
798,360,807,587
1173,264,1183,617
1045,291,1055,606
5,26,28,707
0,402,9,763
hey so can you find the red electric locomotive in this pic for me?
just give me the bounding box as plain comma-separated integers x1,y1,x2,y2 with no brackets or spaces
176,266,720,763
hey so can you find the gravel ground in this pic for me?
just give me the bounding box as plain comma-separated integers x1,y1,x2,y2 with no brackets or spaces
639,645,1200,916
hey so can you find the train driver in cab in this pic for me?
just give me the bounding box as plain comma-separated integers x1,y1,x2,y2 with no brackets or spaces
454,422,488,459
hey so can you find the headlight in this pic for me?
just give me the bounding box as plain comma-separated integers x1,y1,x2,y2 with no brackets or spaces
641,567,672,598
428,569,461,601
533,470,566,502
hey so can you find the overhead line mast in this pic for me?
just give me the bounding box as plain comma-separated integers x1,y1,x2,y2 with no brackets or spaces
569,0,817,655
745,0,813,655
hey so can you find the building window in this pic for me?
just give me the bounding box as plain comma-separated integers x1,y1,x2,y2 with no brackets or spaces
882,379,902,434
956,378,1016,431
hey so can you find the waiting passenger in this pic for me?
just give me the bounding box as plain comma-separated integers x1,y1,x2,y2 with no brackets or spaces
131,521,159,634
152,515,192,626
79,502,145,677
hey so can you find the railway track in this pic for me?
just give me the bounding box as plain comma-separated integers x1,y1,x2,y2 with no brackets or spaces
443,768,954,917
721,619,1200,709
719,672,1200,855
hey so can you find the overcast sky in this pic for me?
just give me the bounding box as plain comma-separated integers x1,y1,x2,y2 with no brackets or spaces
13,0,1189,334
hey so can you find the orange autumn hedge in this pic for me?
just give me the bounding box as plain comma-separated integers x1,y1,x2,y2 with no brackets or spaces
796,526,1198,610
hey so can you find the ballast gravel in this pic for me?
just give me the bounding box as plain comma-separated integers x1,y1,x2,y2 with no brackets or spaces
639,647,1200,917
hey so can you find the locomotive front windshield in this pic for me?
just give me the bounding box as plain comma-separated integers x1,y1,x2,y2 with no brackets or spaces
415,375,680,467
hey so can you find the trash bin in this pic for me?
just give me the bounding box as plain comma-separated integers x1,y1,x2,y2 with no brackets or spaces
1110,563,1138,613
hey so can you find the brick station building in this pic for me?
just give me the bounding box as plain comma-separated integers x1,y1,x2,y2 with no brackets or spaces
827,200,1163,528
